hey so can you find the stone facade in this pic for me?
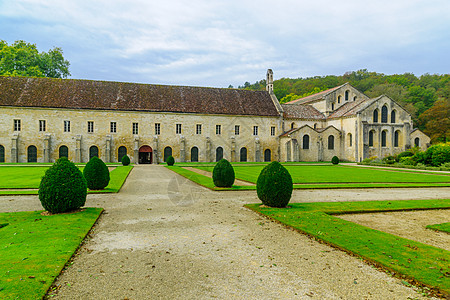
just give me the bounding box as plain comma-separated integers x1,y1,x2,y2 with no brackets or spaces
0,71,430,164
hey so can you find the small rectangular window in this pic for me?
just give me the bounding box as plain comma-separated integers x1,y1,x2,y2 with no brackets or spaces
88,121,94,133
270,126,275,136
110,122,117,133
235,125,240,135
196,124,202,135
216,124,221,135
176,124,182,134
39,120,46,132
132,122,139,135
14,119,21,131
253,126,258,136
155,123,160,135
64,120,70,132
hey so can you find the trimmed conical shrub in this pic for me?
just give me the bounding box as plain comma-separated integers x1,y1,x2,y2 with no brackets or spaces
83,156,110,190
257,161,293,207
166,155,175,166
331,156,339,165
121,154,130,166
39,157,87,213
212,158,235,187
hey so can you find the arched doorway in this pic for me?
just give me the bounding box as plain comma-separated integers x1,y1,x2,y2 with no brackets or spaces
163,146,172,162
28,145,37,163
89,146,99,160
216,147,223,162
0,145,4,163
191,147,199,162
118,146,127,162
240,147,247,162
139,145,153,164
59,145,69,159
264,149,271,162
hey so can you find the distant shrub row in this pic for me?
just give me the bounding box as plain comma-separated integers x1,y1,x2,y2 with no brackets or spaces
360,143,450,171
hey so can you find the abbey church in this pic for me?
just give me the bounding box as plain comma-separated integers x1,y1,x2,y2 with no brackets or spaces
0,70,430,164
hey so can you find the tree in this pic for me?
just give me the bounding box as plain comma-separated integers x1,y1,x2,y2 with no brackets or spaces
0,40,70,78
419,99,450,143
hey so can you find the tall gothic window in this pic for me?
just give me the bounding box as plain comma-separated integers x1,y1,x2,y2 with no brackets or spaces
373,110,378,123
302,134,310,149
381,105,388,123
328,135,335,150
391,110,396,123
369,130,374,147
381,131,387,147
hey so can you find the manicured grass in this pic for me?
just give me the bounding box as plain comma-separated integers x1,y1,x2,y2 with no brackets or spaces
426,222,450,234
0,208,103,299
196,165,450,184
0,165,133,195
167,164,450,190
246,199,450,295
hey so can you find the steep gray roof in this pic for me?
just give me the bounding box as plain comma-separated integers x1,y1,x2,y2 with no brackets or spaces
0,76,280,117
281,104,325,119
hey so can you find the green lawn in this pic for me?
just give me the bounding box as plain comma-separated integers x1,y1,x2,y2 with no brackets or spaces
167,164,450,190
196,165,450,184
246,200,450,296
0,165,133,195
426,222,450,233
0,208,103,299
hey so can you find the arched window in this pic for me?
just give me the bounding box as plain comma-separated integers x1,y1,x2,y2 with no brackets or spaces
89,146,99,160
302,134,310,149
381,105,388,123
345,90,349,101
240,147,247,162
328,135,334,150
118,146,127,162
291,122,295,129
191,147,199,162
381,131,387,147
391,110,396,123
331,103,335,110
313,123,317,129
264,149,271,162
0,145,5,162
369,130,374,147
163,146,172,162
394,131,400,147
59,145,69,159
216,147,223,162
348,133,352,147
338,95,341,103
353,96,357,101
373,110,378,123
27,145,37,163
415,137,420,147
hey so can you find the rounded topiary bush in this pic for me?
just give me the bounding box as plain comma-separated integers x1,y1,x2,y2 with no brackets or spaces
166,155,175,166
256,161,293,208
212,159,235,187
121,154,130,166
83,156,110,190
39,157,87,213
331,156,339,165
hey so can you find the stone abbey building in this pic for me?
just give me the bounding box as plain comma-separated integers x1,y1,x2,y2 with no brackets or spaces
0,70,429,164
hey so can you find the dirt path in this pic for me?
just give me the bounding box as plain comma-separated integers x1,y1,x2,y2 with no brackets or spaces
15,165,441,299
183,166,255,186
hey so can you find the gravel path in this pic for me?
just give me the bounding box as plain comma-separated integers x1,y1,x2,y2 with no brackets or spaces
2,166,449,299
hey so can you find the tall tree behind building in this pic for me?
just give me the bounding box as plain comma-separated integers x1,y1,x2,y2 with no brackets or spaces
0,40,70,78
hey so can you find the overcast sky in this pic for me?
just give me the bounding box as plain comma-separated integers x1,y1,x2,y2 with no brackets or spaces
1,0,449,87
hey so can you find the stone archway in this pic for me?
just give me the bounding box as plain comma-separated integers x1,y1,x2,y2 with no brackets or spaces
139,145,153,164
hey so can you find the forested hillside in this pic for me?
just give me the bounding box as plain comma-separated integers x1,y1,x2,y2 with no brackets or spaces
238,69,449,143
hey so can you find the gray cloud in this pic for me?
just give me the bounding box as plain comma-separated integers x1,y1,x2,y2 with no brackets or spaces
1,0,449,87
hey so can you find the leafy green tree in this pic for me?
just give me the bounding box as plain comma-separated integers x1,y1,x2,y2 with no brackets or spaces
0,40,70,78
419,99,450,143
